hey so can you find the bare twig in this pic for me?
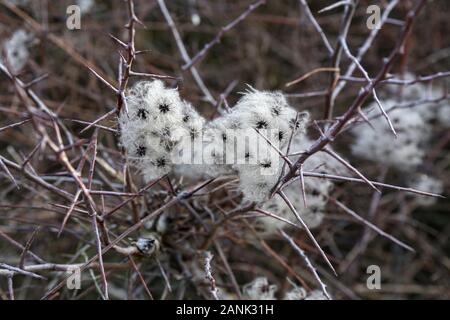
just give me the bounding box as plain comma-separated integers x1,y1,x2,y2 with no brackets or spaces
280,229,332,300
277,190,337,275
19,227,41,269
322,148,380,193
298,0,334,55
183,0,266,69
157,0,216,105
286,67,339,88
203,251,219,300
275,0,427,192
330,198,414,252
332,0,400,102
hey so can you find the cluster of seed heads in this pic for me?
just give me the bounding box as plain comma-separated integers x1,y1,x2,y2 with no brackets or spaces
352,99,431,171
119,80,205,182
119,81,310,204
213,88,309,203
1,29,36,74
352,75,449,205
242,277,328,300
257,135,347,236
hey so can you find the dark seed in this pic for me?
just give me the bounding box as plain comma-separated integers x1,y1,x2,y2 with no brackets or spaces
162,127,171,137
190,128,198,139
256,120,268,129
156,157,166,167
137,108,148,119
136,145,146,157
427,117,437,125
164,143,173,152
289,118,300,129
261,162,272,168
159,103,170,113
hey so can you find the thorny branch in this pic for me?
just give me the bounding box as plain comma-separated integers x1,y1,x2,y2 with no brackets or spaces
0,0,448,301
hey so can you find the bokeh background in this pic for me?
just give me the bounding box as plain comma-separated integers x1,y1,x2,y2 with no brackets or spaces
0,0,449,299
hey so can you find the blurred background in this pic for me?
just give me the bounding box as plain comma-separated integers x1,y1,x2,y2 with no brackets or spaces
0,0,449,300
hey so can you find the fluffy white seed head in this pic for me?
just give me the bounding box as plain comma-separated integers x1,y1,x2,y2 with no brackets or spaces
234,142,282,203
383,73,449,126
283,286,307,300
407,174,443,206
172,101,214,179
257,177,332,236
2,29,35,74
283,283,330,300
180,101,206,140
119,82,310,192
123,80,185,128
119,80,187,181
352,100,430,171
438,103,450,128
243,277,277,300
225,88,309,202
216,288,238,300
254,134,345,236
304,289,329,300
140,151,172,182
201,116,239,176
229,88,309,146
